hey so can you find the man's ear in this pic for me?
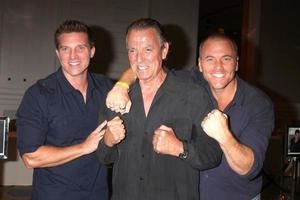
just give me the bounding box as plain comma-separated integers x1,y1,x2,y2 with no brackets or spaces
198,57,203,72
235,57,239,71
162,42,169,60
90,47,95,58
55,49,59,57
55,49,61,60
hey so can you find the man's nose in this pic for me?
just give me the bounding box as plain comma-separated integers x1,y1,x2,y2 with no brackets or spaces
137,52,143,63
70,49,77,59
214,59,223,68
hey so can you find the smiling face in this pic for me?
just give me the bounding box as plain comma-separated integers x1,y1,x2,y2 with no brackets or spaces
198,37,238,95
126,28,169,84
56,32,95,80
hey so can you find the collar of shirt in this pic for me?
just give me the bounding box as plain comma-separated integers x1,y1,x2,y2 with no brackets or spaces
130,68,180,98
55,67,96,99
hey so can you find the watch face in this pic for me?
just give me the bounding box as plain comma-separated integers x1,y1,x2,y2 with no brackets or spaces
179,151,188,159
179,141,188,159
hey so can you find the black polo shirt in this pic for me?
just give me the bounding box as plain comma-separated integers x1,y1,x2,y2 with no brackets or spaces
17,68,112,200
98,70,222,200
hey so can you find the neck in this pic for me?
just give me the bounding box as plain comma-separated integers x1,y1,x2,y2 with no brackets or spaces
211,78,237,111
65,73,89,102
140,69,167,92
140,69,167,116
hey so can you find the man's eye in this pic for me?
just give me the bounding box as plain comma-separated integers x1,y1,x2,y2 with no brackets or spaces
128,49,136,53
222,57,233,62
60,47,69,52
78,45,86,50
75,45,87,52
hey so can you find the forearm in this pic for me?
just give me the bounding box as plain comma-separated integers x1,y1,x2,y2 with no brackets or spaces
221,134,254,175
22,144,86,168
117,67,136,86
22,122,107,168
106,67,135,113
186,136,222,170
96,140,118,164
182,124,222,170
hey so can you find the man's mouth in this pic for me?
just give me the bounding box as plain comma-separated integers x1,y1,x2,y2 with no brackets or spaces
211,73,224,78
137,65,148,70
69,61,80,66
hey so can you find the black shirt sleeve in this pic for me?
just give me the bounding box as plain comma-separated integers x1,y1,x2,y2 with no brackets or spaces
183,84,222,170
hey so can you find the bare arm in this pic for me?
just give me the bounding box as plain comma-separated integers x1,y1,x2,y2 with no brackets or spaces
106,67,136,114
22,121,107,168
220,131,254,175
117,67,136,85
201,109,254,175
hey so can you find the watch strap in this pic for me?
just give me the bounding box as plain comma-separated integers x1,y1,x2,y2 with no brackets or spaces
179,140,188,160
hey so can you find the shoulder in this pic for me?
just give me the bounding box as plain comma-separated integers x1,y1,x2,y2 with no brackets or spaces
240,78,272,106
172,72,206,94
18,73,58,115
173,66,207,86
169,73,212,120
90,73,113,92
91,73,113,85
238,78,274,117
168,72,210,107
25,72,57,98
173,69,192,80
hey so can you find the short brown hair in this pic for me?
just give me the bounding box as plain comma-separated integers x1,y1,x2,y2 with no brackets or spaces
199,32,238,59
54,20,94,49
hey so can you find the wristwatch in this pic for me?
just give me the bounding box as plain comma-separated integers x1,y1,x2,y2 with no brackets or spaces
179,141,188,160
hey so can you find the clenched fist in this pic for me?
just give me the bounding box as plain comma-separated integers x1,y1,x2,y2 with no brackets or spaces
106,84,131,114
201,109,230,144
152,125,183,157
104,116,126,147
